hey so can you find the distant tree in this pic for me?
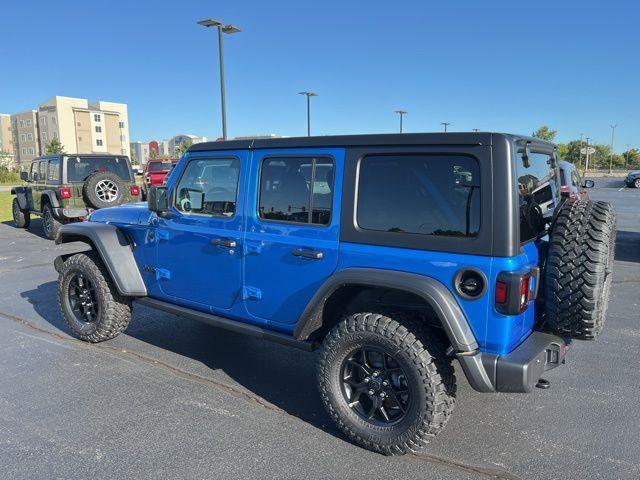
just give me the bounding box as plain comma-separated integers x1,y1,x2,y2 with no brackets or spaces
149,149,159,160
557,143,569,161
532,126,557,142
174,140,191,158
621,148,639,169
130,151,139,165
45,138,66,154
0,150,13,169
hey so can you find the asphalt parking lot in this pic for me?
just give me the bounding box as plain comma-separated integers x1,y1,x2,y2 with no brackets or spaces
0,177,638,480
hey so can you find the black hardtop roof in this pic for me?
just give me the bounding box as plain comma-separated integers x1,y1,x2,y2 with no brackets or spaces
188,132,556,153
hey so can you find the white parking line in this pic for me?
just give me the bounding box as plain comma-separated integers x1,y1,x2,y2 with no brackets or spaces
618,187,625,191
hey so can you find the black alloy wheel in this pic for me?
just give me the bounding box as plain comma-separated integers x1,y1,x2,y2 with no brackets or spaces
340,346,411,425
67,273,100,324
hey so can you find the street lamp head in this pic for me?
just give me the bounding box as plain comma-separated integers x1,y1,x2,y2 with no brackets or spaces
222,25,241,34
395,110,407,115
197,18,222,28
299,91,317,97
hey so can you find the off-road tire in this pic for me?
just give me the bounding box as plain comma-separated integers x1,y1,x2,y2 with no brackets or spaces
42,203,62,240
545,199,616,339
634,178,640,189
12,198,30,228
83,171,125,209
58,252,132,342
317,312,456,455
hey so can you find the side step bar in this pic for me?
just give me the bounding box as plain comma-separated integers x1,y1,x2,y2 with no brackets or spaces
135,297,316,352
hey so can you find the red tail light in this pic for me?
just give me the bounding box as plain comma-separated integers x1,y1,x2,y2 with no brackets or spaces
495,281,508,304
130,185,140,196
60,187,72,199
495,270,532,315
560,185,570,194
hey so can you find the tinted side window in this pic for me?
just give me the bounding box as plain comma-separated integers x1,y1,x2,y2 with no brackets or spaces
48,159,60,182
357,155,480,237
516,151,558,243
38,162,47,182
259,157,334,225
174,158,240,217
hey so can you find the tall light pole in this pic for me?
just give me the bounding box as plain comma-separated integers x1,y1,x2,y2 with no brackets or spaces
585,137,591,173
472,128,480,132
298,92,317,136
625,143,631,168
198,18,241,141
395,110,407,133
441,122,451,132
609,124,618,174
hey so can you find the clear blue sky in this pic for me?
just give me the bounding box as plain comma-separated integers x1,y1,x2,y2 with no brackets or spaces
1,0,638,149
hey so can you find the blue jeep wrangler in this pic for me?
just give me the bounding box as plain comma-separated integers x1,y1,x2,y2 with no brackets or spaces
54,133,616,455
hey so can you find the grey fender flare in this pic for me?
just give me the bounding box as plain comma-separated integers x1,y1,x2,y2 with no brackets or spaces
293,268,496,392
55,222,147,297
11,187,29,210
41,190,61,208
294,268,478,351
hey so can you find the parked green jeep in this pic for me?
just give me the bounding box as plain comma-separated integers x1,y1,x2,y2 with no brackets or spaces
11,154,140,239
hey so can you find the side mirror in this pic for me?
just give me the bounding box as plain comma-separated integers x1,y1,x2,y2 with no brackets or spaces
583,179,595,188
20,171,29,181
147,186,171,218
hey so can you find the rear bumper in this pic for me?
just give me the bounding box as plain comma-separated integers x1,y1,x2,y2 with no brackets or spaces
459,331,567,393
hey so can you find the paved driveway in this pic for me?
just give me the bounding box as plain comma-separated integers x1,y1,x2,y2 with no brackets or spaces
0,177,638,479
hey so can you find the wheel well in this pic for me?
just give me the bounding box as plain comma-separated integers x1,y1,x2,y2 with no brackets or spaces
309,285,451,347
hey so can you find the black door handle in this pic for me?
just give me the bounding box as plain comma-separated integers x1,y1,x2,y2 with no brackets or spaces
291,248,323,260
211,238,237,248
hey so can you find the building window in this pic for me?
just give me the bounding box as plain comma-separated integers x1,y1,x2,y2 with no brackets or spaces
52,117,56,125
120,135,125,141
28,147,34,155
77,122,81,127
19,120,25,128
27,133,33,141
95,126,102,133
41,117,47,126
121,148,127,155
21,147,26,155
94,114,101,122
119,121,125,128
42,132,48,141
53,131,58,139
97,139,103,146
259,156,335,225
78,137,82,142
26,119,32,127
21,134,26,142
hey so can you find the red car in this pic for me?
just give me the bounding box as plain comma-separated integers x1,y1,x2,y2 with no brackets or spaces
559,160,593,201
144,160,175,187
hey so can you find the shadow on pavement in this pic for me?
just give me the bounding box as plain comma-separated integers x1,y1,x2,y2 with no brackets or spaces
2,218,48,239
615,230,640,263
21,281,340,439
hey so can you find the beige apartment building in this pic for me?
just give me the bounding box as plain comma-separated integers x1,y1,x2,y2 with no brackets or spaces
10,110,41,167
38,96,130,158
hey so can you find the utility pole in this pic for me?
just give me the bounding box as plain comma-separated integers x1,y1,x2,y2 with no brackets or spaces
298,92,317,136
197,18,241,140
472,128,480,132
585,137,590,173
609,124,618,173
579,133,583,169
625,143,631,168
441,122,451,132
395,110,407,133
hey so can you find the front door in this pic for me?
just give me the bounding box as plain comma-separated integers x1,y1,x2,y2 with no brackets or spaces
155,152,246,311
243,149,343,329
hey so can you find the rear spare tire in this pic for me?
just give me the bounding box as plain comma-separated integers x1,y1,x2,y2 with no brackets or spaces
544,199,616,340
83,171,124,209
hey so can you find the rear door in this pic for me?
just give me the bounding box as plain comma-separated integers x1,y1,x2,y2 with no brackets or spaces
243,148,343,330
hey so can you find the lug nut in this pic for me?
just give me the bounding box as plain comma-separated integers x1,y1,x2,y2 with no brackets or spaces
368,389,375,396
372,372,379,378
382,380,389,387
364,377,370,383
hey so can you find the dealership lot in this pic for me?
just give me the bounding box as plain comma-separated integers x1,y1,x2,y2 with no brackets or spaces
0,177,638,480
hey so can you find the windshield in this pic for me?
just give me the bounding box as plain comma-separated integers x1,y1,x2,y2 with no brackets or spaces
148,162,173,173
516,149,559,243
66,156,132,182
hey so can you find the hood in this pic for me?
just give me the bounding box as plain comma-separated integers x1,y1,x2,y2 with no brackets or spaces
89,202,154,225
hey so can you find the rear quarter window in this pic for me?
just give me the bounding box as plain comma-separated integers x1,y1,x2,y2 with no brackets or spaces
356,154,480,237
